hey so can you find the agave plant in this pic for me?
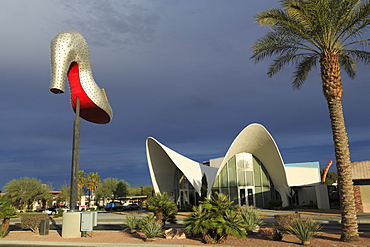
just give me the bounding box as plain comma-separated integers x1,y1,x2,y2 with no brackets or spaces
286,218,322,245
123,214,140,233
239,206,264,234
140,215,163,241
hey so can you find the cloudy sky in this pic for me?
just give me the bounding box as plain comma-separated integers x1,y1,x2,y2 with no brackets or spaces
1,0,369,190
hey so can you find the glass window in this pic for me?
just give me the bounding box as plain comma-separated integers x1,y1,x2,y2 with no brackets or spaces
220,165,228,188
253,158,261,187
228,157,236,187
237,156,246,186
262,186,271,207
254,186,263,208
246,171,254,186
229,186,238,204
261,165,270,187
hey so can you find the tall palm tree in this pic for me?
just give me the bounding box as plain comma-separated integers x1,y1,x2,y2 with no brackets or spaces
251,0,370,242
86,172,101,207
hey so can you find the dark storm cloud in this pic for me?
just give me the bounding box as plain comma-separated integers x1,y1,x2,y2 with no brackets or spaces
0,0,369,190
61,0,161,46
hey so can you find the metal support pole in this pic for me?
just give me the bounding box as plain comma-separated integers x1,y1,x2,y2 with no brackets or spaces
70,97,81,211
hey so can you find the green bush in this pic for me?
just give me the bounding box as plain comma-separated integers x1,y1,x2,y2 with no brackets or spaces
146,192,177,226
184,193,246,244
140,215,163,240
53,209,64,218
286,218,322,245
239,206,264,233
124,214,140,233
20,213,49,234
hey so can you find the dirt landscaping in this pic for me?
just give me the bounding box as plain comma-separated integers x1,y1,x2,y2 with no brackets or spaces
1,229,370,246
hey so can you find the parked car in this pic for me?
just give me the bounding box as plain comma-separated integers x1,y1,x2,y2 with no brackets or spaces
43,205,69,215
124,203,141,211
104,201,125,211
43,207,57,215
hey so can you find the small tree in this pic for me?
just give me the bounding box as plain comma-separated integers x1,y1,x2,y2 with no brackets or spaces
58,183,70,206
185,192,246,244
115,180,129,199
4,177,52,211
146,192,177,226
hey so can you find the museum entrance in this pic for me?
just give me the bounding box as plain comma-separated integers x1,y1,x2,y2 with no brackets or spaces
239,186,255,206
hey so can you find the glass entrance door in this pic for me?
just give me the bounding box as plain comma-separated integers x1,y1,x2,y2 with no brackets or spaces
177,189,189,207
239,186,255,206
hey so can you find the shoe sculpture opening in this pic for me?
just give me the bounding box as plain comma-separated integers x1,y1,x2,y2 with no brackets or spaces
50,30,113,124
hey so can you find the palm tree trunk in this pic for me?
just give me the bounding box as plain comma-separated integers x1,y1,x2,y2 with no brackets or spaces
321,51,359,242
327,98,359,242
1,218,10,232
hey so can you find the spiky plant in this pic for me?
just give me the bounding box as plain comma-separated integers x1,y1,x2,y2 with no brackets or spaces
124,214,140,233
140,215,163,240
239,206,264,233
286,218,322,245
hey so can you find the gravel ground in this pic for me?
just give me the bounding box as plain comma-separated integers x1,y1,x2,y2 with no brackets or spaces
1,230,370,246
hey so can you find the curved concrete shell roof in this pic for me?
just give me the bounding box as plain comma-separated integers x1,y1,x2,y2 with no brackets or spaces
216,123,290,204
146,137,218,195
146,123,290,206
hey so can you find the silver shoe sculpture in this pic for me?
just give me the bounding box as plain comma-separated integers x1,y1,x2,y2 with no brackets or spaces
50,30,113,124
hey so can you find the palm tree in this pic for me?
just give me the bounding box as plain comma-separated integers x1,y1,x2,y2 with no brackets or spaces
146,192,177,226
251,0,370,242
0,196,17,234
86,172,101,207
78,170,87,206
184,193,246,244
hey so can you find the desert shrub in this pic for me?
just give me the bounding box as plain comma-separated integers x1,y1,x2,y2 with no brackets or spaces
124,214,140,233
286,218,322,245
274,213,300,230
272,228,284,241
20,213,49,234
140,215,163,240
53,209,64,218
239,206,264,233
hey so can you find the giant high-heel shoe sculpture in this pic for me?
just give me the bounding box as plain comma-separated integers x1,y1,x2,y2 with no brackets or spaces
50,30,113,124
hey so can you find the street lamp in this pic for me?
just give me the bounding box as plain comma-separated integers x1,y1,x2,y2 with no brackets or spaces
49,31,113,211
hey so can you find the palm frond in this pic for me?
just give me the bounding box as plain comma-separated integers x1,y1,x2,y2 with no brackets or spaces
251,0,370,87
292,54,319,89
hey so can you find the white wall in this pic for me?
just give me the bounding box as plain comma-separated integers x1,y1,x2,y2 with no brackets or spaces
209,157,223,168
297,187,317,206
285,167,320,186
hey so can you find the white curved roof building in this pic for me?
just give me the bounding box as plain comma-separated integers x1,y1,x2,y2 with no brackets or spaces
146,123,320,208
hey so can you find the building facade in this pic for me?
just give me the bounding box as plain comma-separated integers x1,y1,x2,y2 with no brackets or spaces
146,123,323,209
